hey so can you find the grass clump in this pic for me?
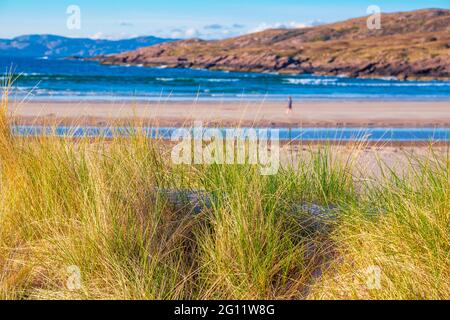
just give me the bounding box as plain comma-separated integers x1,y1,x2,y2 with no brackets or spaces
309,149,449,300
0,89,448,300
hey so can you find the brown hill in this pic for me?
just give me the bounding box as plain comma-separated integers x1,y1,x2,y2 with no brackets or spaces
94,9,450,80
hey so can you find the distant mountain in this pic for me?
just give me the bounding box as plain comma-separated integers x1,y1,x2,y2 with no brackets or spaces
0,34,176,58
94,9,450,80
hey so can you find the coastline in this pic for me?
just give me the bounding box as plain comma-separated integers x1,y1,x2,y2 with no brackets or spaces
8,99,450,128
96,60,450,82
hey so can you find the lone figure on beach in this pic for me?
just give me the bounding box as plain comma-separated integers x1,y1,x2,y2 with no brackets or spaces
286,96,293,114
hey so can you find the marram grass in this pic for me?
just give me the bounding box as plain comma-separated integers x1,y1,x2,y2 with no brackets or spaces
0,92,448,300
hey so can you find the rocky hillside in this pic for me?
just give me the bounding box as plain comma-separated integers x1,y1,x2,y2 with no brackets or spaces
94,9,450,80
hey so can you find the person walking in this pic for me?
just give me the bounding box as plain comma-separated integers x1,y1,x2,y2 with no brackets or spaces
286,96,293,114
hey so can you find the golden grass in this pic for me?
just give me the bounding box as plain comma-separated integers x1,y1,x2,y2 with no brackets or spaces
0,89,448,300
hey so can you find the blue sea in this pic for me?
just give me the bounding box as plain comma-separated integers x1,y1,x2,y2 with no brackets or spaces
2,56,450,101
11,126,450,142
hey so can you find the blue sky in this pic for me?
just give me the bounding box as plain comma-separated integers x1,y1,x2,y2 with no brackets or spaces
1,0,449,39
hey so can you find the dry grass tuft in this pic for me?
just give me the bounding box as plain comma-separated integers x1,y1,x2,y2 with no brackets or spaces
0,87,448,300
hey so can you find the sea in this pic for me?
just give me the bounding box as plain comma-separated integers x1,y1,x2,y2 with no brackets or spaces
2,56,450,101
11,126,450,142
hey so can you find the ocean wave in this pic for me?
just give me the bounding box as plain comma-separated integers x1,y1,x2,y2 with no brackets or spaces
285,78,338,85
155,77,240,83
206,78,240,82
22,72,43,76
284,78,450,87
379,76,398,81
8,86,31,92
156,78,176,82
334,82,450,87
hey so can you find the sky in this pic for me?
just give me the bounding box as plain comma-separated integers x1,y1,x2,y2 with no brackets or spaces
1,0,449,40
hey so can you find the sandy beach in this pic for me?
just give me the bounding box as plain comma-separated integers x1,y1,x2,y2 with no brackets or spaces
7,100,450,128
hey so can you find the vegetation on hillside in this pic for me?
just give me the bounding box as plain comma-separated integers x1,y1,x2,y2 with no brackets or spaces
96,9,450,80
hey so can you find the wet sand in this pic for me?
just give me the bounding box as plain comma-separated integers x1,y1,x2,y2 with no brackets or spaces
7,100,450,128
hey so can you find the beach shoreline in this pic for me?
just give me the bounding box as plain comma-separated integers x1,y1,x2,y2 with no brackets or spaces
7,99,450,128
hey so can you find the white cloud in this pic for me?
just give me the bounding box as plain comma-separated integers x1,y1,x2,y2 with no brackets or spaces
89,32,139,40
90,32,105,40
249,20,323,33
170,27,201,39
119,22,134,27
185,28,200,38
204,24,223,30
167,23,250,40
137,19,324,41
